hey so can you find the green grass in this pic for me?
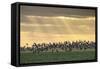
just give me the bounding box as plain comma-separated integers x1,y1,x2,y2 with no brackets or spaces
20,50,95,64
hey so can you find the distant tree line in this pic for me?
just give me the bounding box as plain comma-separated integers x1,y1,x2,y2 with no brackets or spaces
20,40,95,53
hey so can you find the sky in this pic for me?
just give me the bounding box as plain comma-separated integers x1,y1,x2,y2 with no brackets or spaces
20,5,95,47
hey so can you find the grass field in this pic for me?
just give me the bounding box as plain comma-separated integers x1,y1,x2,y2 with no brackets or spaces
20,50,95,64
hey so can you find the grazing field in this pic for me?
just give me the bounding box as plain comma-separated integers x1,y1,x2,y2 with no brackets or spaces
20,50,95,64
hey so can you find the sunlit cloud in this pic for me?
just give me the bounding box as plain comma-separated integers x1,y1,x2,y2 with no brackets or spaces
21,23,53,27
21,16,95,34
26,15,95,20
20,6,96,47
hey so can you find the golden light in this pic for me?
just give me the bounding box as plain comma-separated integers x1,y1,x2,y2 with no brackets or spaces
20,15,95,47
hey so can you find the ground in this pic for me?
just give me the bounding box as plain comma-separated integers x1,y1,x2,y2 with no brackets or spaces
20,49,95,64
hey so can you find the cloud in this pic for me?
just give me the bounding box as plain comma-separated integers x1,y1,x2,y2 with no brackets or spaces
20,6,96,46
20,6,96,23
21,16,95,34
20,6,95,17
20,6,95,35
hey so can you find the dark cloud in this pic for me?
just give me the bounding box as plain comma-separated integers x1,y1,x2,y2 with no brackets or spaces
20,5,95,17
20,5,95,23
